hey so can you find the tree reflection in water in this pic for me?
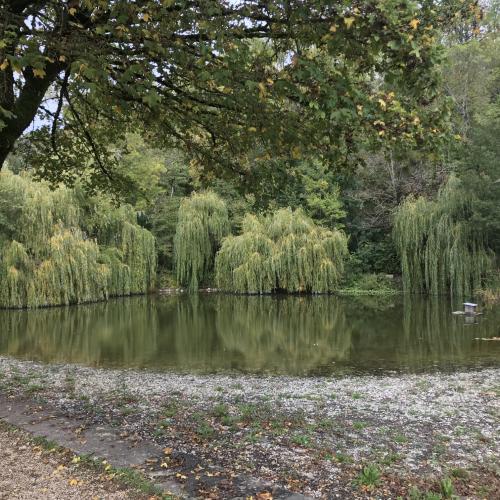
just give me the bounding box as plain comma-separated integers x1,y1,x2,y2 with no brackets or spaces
0,295,498,374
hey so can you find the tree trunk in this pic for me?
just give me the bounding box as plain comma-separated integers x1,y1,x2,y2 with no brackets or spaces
0,66,62,170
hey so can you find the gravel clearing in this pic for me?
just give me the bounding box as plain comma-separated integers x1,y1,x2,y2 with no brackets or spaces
0,421,145,499
0,356,499,498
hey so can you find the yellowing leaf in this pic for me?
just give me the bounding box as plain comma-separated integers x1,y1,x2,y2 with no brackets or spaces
256,493,273,500
33,68,46,78
143,13,151,22
329,24,337,32
409,19,420,30
0,59,9,71
291,146,301,159
53,464,65,475
344,17,355,29
69,7,77,16
248,127,257,132
163,447,173,455
69,479,79,487
258,82,267,99
59,55,66,62
378,99,386,110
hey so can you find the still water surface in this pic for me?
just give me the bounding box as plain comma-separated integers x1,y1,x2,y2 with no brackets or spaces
0,294,499,375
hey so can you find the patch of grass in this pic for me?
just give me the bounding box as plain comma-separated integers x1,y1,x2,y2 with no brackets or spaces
245,432,261,444
352,421,367,431
380,452,401,466
303,394,323,401
32,435,60,451
408,486,441,500
351,392,363,400
113,390,139,407
269,418,287,435
317,418,335,430
393,433,408,444
337,273,398,296
114,467,166,498
221,414,236,427
335,452,353,464
158,417,172,428
26,383,45,394
450,467,469,479
432,442,447,456
237,403,259,422
292,433,311,447
212,403,229,419
354,464,381,488
11,373,34,386
152,428,164,438
440,477,455,498
415,379,431,390
196,422,215,440
162,401,179,418
120,406,137,417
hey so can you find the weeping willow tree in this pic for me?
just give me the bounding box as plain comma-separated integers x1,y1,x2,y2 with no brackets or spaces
174,191,230,291
215,208,349,294
393,177,492,297
0,171,156,308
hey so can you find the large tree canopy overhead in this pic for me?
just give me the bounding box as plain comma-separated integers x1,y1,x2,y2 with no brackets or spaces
0,0,479,187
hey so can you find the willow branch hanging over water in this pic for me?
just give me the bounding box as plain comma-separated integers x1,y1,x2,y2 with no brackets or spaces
393,177,492,297
174,191,230,291
215,208,349,294
0,171,156,308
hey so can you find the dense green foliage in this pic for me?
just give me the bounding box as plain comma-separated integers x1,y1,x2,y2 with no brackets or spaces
1,0,476,189
174,191,230,291
393,177,492,296
0,171,156,308
1,3,498,300
215,209,349,294
389,9,500,298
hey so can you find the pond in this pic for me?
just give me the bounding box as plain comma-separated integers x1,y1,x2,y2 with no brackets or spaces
0,294,499,375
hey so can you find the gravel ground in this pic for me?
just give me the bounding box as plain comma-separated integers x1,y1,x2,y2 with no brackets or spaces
0,356,499,498
0,421,145,500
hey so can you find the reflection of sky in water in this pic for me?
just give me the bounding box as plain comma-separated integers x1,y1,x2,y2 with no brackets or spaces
0,295,499,375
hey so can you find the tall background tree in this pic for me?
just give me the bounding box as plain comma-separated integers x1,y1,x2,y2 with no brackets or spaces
0,0,476,191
